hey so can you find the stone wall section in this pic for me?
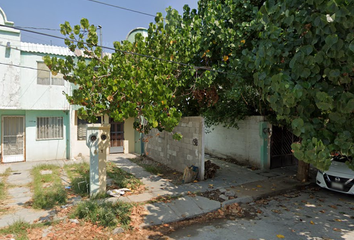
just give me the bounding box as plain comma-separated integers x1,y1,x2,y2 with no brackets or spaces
145,117,205,180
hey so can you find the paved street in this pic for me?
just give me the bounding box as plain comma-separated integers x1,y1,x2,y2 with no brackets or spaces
168,186,354,240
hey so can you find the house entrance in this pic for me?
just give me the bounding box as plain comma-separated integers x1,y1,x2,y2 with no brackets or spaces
270,126,299,168
1,116,25,163
109,119,124,153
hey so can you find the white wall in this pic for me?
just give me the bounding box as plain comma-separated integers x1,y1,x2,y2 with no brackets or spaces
69,109,90,158
25,110,69,161
205,116,266,168
19,52,70,110
0,8,21,109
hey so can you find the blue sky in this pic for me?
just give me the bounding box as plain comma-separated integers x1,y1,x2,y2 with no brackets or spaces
0,0,198,47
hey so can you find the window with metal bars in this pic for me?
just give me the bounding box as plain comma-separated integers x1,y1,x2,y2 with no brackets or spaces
37,117,64,140
77,117,102,140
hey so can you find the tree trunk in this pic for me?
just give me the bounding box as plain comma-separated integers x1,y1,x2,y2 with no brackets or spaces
297,160,310,182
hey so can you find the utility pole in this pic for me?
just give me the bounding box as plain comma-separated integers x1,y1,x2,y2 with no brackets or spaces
98,25,103,58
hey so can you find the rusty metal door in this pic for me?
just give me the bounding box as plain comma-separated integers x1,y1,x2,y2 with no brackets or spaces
1,116,25,163
270,126,299,169
109,120,124,153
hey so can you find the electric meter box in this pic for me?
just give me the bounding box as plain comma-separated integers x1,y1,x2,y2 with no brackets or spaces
86,123,110,197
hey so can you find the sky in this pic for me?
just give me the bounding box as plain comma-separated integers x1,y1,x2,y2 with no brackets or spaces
0,0,198,47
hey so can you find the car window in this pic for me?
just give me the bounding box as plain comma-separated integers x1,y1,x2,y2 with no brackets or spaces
332,155,352,163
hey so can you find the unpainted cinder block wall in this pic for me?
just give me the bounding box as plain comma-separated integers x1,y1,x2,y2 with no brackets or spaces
145,117,205,180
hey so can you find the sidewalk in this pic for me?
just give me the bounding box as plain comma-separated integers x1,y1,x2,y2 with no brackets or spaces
0,154,310,229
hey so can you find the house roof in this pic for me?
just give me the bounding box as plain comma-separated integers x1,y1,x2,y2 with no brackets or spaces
20,42,75,56
20,42,111,58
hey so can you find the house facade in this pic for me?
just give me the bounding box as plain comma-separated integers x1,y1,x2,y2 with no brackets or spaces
0,7,137,163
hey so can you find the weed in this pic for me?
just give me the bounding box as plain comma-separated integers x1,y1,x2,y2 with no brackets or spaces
0,182,5,201
0,168,12,177
0,220,30,239
31,164,67,209
0,220,54,239
106,162,143,190
0,168,11,201
147,194,182,204
72,200,133,228
64,163,90,197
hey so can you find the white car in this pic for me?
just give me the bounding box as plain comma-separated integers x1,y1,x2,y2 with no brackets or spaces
316,155,354,194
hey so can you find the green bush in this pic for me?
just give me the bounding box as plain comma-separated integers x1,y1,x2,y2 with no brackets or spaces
72,200,132,228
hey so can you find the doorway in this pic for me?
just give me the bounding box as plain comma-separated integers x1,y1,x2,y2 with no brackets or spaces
109,119,124,153
270,126,299,168
1,116,25,163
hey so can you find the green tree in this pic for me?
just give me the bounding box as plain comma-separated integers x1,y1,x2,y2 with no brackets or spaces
45,0,266,134
45,17,187,137
169,0,268,128
247,0,354,174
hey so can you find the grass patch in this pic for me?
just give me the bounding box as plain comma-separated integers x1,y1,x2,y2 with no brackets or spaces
72,200,133,228
0,181,5,201
31,164,67,209
0,168,11,201
0,220,54,240
65,162,144,197
64,162,90,196
106,162,143,190
0,220,31,239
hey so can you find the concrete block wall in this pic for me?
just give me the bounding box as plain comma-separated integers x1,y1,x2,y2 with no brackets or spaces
145,117,205,180
205,116,267,168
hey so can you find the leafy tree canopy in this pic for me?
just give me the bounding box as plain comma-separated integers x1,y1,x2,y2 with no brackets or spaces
246,0,354,170
45,0,354,171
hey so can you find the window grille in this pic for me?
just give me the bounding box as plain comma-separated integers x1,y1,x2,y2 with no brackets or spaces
37,117,63,140
77,117,102,140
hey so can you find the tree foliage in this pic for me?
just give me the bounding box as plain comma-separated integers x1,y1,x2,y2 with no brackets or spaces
247,0,354,170
45,0,354,171
45,17,188,135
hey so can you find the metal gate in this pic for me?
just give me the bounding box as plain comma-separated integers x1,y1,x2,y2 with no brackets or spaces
1,116,25,163
109,120,124,154
270,126,299,169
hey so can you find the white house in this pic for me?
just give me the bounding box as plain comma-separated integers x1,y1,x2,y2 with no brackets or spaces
0,7,138,163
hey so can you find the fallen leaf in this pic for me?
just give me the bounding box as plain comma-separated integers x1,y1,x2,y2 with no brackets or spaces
329,205,337,209
257,185,262,188
277,234,285,238
334,219,342,222
333,228,341,232
310,221,314,225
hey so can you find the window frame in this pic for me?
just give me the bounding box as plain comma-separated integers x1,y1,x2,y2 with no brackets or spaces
37,62,64,86
77,116,102,141
36,117,64,140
